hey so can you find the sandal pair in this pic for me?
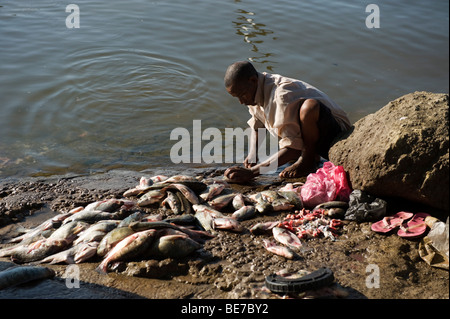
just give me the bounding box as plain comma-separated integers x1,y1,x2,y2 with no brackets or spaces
371,212,430,238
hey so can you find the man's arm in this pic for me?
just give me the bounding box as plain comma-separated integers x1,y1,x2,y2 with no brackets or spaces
225,147,302,183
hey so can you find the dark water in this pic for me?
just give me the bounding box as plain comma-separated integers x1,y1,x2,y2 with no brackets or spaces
0,0,448,178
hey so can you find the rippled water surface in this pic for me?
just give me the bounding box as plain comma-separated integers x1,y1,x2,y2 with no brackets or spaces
1,0,448,177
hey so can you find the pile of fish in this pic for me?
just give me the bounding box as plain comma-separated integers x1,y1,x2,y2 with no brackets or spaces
0,174,309,273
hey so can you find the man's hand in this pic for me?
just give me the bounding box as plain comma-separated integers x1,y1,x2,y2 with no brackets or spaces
224,166,256,183
244,153,257,168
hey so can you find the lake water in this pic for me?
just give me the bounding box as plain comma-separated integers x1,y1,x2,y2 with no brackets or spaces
1,0,448,178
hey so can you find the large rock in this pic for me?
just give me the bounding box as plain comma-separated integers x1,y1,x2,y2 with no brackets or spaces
329,91,449,211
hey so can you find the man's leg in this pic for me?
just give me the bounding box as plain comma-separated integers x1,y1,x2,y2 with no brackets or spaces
279,99,320,178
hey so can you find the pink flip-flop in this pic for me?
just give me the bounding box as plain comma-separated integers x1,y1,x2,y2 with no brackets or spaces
397,212,430,238
371,211,414,233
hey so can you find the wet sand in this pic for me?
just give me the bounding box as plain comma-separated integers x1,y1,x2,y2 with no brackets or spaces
0,168,448,301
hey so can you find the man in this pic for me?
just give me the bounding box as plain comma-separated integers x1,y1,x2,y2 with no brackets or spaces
224,61,351,183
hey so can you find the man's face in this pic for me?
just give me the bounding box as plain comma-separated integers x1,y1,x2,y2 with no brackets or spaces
226,76,258,105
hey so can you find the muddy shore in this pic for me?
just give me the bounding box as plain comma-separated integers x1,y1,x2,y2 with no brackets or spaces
0,168,448,300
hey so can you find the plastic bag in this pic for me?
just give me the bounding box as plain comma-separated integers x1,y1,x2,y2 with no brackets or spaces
300,162,352,208
344,189,387,222
419,217,449,270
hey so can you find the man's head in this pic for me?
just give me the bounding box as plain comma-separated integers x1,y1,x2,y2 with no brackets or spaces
224,61,258,105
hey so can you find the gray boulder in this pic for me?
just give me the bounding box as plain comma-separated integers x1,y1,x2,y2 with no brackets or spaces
329,91,449,211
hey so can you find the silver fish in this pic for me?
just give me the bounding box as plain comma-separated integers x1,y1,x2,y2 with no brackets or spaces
84,198,124,212
199,183,225,201
37,242,98,264
0,266,55,290
149,234,202,259
4,210,75,244
10,238,70,264
262,239,295,259
163,183,200,205
212,217,244,233
96,226,136,257
118,212,144,228
97,229,157,274
278,190,303,209
255,196,272,214
207,193,235,210
272,227,303,250
231,193,246,210
231,205,256,221
48,221,89,243
192,204,224,232
271,198,295,211
249,221,279,235
259,190,280,203
137,189,166,207
63,209,125,224
73,220,119,245
161,190,182,214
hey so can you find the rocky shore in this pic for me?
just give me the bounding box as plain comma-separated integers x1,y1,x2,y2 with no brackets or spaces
0,168,448,299
0,91,448,300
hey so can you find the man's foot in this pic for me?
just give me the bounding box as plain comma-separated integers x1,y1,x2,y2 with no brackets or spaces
279,157,316,178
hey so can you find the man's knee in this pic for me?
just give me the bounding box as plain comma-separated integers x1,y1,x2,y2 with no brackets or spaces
299,99,320,122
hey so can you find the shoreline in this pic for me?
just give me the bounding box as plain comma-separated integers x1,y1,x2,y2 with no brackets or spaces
1,168,448,299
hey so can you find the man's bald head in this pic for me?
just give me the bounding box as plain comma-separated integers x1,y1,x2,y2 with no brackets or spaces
224,61,258,88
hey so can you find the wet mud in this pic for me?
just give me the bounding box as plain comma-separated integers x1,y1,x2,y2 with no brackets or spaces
0,169,448,299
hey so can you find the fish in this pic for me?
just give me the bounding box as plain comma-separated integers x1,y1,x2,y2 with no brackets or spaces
231,193,246,210
37,242,98,264
272,227,303,250
148,234,202,259
48,221,89,243
96,229,157,274
117,212,144,228
192,204,224,232
271,198,295,211
254,195,272,214
4,210,75,244
123,176,154,197
161,190,182,214
137,189,166,207
207,193,235,210
0,266,55,290
259,190,280,203
63,209,125,224
96,226,136,257
73,220,119,245
128,220,213,243
232,205,256,221
10,238,70,264
313,201,349,210
163,183,200,205
84,198,124,212
163,214,197,225
128,221,182,232
212,217,244,232
262,239,295,259
249,221,279,235
199,183,225,201
278,190,303,209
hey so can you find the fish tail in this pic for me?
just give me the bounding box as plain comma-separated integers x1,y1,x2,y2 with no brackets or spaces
96,260,109,275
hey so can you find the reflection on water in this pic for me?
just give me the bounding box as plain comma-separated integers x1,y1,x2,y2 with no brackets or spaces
0,0,448,178
232,9,277,71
